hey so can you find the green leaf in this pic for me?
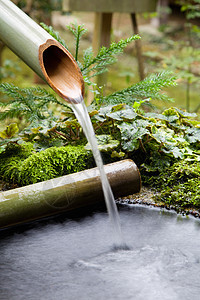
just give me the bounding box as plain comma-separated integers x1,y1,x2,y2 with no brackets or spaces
162,108,180,122
0,123,19,139
85,134,119,152
99,106,113,116
142,154,171,172
89,110,99,117
111,150,125,158
122,139,140,152
106,108,137,121
111,104,126,111
94,106,112,122
31,127,41,134
132,99,148,110
163,146,184,159
117,122,149,151
146,111,179,123
151,125,176,145
175,108,197,118
94,115,107,122
106,110,124,121
65,119,81,129
185,127,200,143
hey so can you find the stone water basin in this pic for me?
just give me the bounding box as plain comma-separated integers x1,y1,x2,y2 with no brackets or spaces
0,204,200,300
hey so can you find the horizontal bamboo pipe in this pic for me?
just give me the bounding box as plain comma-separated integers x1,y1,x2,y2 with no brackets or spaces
0,0,84,103
0,160,141,229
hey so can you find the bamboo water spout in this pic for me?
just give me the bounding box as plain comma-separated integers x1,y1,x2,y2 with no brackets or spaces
0,160,141,229
0,0,84,103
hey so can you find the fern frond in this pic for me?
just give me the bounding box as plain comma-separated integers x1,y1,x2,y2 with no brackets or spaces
102,71,177,105
40,23,68,49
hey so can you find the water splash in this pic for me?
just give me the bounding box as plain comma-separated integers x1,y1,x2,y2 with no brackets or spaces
71,97,127,248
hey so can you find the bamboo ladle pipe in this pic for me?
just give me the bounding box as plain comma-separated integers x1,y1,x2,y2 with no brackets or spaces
0,0,84,103
0,160,141,229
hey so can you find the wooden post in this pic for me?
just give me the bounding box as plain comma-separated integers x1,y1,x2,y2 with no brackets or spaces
131,13,145,80
159,0,170,25
93,12,112,87
86,12,112,105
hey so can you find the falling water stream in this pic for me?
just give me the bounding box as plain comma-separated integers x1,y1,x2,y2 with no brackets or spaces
71,98,126,248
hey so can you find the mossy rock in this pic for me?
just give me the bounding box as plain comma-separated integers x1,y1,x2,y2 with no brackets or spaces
0,142,35,181
0,143,94,186
142,160,200,212
155,177,200,211
0,142,34,160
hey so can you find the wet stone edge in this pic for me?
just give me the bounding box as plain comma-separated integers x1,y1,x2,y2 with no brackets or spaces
116,186,200,219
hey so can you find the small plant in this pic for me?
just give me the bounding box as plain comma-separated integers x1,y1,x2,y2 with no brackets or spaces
100,71,176,106
0,83,68,124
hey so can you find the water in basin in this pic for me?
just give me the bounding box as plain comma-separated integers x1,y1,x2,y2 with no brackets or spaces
0,204,199,300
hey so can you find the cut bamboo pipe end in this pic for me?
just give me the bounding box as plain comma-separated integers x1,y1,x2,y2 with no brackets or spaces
0,159,141,229
0,0,84,104
39,39,85,104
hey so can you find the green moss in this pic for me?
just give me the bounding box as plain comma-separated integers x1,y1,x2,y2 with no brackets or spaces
0,143,94,186
156,178,200,211
142,160,200,212
0,142,35,180
0,142,34,159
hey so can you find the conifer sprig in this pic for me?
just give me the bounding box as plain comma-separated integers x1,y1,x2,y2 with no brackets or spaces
102,71,177,105
0,83,68,123
81,35,140,78
40,23,68,49
66,22,87,61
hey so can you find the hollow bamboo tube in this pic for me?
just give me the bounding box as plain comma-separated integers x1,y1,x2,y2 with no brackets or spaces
0,160,141,229
0,0,84,103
